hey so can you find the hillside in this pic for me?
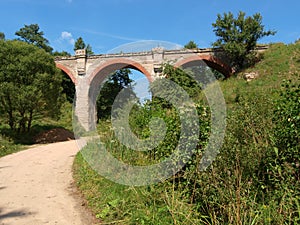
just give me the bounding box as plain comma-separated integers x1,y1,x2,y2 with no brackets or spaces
222,42,299,105
73,41,300,225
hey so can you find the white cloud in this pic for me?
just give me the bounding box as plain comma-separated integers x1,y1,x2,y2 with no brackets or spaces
60,31,75,45
79,29,141,42
61,31,72,39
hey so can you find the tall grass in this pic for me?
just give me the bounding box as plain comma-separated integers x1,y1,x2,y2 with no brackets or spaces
73,42,300,224
0,135,22,157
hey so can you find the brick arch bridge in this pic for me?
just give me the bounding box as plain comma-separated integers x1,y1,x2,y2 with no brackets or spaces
55,46,267,131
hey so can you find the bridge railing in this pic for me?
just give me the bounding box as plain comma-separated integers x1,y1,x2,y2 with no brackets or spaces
54,45,269,61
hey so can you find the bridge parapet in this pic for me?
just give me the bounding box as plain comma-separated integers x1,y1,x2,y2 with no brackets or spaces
55,45,268,64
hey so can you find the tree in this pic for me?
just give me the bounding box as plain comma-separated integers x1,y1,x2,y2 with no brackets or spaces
74,37,94,55
52,51,74,103
61,71,75,103
74,37,85,51
212,11,276,71
86,44,94,55
53,51,71,57
163,64,200,98
15,24,53,53
0,40,63,132
184,40,198,49
0,32,5,40
96,69,133,120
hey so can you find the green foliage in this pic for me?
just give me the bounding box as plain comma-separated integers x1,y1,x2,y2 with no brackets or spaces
184,40,198,49
52,51,71,57
60,71,75,103
15,24,53,53
73,41,300,225
251,42,300,81
96,69,133,120
212,11,276,71
274,79,300,151
0,32,5,40
86,44,94,55
53,51,75,103
56,101,74,131
0,40,64,132
75,63,212,224
74,37,85,51
74,97,210,224
73,153,191,224
0,135,22,157
73,37,94,55
193,94,275,224
163,64,201,98
260,78,300,222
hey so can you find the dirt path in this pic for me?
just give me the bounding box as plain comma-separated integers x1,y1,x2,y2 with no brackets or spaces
0,141,97,225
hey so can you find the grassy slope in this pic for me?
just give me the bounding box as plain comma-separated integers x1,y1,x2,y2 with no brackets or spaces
73,42,299,224
221,42,299,107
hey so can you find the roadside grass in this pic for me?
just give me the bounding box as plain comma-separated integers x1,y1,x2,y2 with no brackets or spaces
0,136,23,157
71,41,299,224
0,101,73,157
73,151,206,225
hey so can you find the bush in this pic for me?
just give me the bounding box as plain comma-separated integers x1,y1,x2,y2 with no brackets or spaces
259,78,300,223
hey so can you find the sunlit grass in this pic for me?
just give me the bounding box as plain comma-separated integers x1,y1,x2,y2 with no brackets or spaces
73,42,300,224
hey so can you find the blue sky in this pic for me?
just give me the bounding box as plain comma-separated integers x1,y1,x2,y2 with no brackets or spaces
0,0,299,54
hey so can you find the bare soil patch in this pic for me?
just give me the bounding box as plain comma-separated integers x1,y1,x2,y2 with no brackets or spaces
33,128,75,144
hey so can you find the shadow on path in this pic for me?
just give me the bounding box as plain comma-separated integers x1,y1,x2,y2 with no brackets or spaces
0,207,35,221
0,166,11,170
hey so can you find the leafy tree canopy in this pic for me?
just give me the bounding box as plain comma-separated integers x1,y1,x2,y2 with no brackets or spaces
212,11,276,71
86,44,94,55
74,37,94,56
0,32,5,40
0,40,63,132
53,51,71,57
162,64,204,100
74,37,85,51
184,40,198,49
15,24,53,53
97,69,133,120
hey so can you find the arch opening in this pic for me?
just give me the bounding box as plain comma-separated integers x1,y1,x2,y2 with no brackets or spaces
88,59,152,125
55,63,77,85
175,55,233,79
60,70,76,103
89,59,152,87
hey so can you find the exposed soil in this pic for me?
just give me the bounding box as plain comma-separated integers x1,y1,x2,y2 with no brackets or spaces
33,128,75,144
0,140,100,225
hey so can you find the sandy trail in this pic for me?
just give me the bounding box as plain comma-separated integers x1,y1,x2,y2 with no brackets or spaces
0,141,95,225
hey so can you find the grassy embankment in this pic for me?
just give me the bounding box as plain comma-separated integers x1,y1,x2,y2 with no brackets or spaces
64,42,300,224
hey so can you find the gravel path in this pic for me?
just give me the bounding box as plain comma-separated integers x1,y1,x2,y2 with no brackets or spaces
0,141,96,225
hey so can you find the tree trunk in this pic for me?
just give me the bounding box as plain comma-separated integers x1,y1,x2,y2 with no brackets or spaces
27,110,33,132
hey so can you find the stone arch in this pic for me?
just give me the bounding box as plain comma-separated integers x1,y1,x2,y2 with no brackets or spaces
55,62,78,85
87,58,152,129
174,54,233,78
88,58,152,86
